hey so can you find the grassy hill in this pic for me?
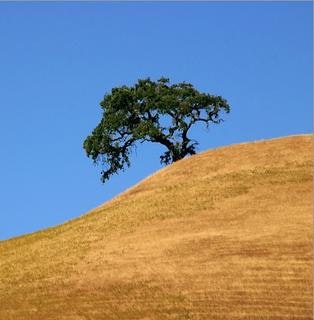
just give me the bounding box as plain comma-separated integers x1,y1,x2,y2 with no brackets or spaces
0,134,312,319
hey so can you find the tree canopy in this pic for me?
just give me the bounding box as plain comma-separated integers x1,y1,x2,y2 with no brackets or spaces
83,77,230,182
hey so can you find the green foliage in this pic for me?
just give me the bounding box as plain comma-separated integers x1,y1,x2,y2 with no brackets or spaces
83,77,230,182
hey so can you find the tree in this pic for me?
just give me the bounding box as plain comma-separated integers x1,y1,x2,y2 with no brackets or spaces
83,77,230,183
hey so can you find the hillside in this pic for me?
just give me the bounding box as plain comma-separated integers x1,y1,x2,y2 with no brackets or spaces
0,135,312,319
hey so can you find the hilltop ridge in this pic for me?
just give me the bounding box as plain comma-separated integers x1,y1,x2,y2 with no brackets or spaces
0,134,312,319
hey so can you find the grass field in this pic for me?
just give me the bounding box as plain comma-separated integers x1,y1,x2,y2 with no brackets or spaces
0,134,312,319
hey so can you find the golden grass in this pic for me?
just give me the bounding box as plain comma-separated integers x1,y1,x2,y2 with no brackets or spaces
0,134,312,319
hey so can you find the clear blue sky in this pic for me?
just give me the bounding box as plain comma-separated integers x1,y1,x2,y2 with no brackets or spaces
0,2,312,240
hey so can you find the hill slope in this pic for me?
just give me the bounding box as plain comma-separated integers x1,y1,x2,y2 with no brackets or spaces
0,135,312,319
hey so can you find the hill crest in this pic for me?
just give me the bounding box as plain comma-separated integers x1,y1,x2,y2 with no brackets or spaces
0,134,312,319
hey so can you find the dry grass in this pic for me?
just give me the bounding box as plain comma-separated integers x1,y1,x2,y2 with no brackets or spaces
0,134,312,319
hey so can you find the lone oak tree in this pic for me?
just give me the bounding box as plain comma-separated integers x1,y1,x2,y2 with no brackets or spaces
83,77,230,182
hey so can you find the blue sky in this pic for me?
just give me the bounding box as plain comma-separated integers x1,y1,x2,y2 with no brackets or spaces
0,2,312,240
